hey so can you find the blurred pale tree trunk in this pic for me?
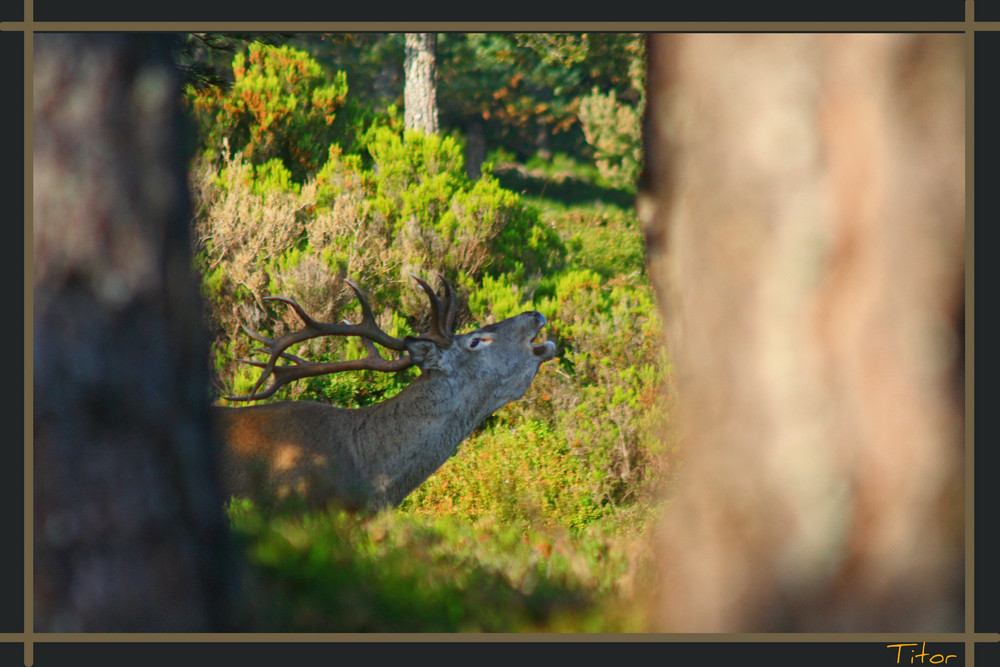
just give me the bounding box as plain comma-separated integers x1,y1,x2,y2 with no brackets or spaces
33,33,234,631
404,33,439,134
640,33,964,632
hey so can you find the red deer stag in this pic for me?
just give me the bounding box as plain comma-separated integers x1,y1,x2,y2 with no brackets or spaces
215,274,557,512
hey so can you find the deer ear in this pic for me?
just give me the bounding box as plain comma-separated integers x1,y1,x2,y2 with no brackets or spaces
405,337,447,372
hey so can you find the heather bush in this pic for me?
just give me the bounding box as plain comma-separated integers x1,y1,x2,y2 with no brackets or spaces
460,267,671,517
363,125,565,282
401,419,604,531
185,42,353,181
578,88,643,191
576,37,645,191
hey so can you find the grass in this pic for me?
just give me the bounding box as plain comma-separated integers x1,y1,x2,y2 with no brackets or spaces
491,152,646,279
491,156,636,211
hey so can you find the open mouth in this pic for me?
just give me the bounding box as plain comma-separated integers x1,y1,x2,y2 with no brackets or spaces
532,339,557,360
529,316,557,361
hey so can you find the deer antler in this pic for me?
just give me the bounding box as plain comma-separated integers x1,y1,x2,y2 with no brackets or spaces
410,272,457,349
225,275,458,402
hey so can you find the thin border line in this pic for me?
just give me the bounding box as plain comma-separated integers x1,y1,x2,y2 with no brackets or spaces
964,2,977,665
15,4,988,665
16,631,1000,642
965,7,977,667
0,21,981,32
23,0,32,664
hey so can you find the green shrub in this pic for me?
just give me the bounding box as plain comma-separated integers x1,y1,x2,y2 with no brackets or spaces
559,203,646,277
578,87,643,191
362,125,566,281
185,42,352,181
249,158,301,196
401,419,604,532
536,270,671,509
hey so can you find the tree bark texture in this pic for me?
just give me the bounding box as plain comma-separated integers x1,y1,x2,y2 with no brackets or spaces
640,34,965,632
33,33,234,631
404,33,439,135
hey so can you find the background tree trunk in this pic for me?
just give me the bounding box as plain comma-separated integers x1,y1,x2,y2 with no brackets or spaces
640,33,965,632
404,33,439,135
33,33,233,631
464,117,486,179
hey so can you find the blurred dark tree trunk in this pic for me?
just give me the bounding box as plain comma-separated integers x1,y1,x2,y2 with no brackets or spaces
33,33,234,631
534,120,552,162
465,117,486,179
404,33,439,135
640,33,964,632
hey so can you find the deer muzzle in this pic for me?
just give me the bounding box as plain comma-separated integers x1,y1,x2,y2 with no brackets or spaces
526,311,557,361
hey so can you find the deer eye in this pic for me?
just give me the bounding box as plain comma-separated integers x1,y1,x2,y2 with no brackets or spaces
467,335,493,350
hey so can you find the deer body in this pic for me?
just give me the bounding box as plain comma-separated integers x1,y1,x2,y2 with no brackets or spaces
215,277,556,512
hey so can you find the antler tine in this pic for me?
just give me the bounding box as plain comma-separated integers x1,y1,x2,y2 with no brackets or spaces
263,283,406,352
233,324,284,400
436,271,457,335
223,281,412,402
224,347,414,402
342,279,378,329
410,273,456,348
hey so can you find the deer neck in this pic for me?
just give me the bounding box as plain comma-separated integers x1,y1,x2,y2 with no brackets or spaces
351,372,492,507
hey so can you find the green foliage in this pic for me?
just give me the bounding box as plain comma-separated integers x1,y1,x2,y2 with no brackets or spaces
173,33,290,90
291,34,406,114
248,158,300,196
559,202,647,278
360,124,565,280
538,270,671,509
509,34,644,190
430,33,646,162
227,499,655,632
193,120,565,401
578,88,643,191
185,42,352,180
401,419,605,532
